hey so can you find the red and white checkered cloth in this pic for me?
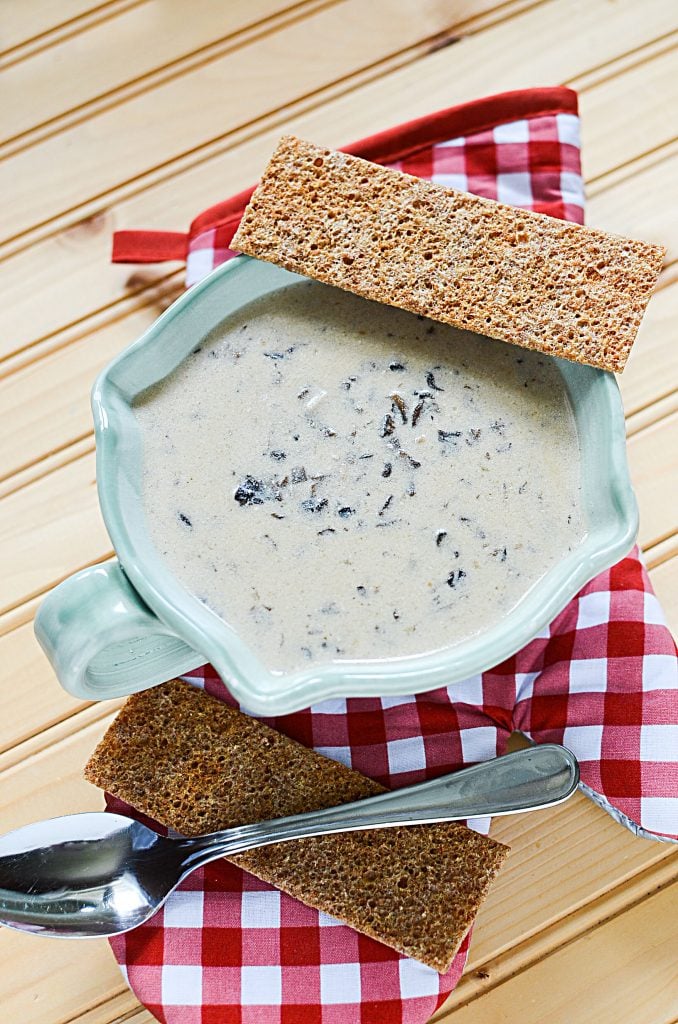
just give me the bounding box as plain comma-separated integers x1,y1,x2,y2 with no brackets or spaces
110,87,678,1024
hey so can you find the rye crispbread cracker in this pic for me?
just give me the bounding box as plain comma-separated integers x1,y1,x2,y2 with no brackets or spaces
84,679,509,972
231,136,665,373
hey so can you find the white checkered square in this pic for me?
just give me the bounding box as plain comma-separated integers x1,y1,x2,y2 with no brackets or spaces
493,118,529,143
533,620,552,640
162,965,202,1006
380,694,417,709
318,911,343,927
386,734,427,774
398,957,440,998
496,171,533,206
640,798,678,835
467,815,491,835
568,658,608,693
432,172,469,192
515,671,540,702
312,697,348,715
185,246,215,288
451,674,484,706
241,966,282,1005
560,170,585,208
644,592,668,626
315,744,352,767
182,674,206,690
556,112,580,148
640,725,678,761
563,724,604,761
576,591,611,630
320,962,361,1004
164,889,204,929
439,136,466,147
642,654,678,692
241,889,281,929
459,725,497,763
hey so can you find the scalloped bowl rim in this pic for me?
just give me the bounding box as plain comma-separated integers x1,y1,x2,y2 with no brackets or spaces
92,255,639,714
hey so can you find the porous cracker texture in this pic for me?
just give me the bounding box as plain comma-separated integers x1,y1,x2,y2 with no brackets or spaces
84,680,509,972
231,136,665,372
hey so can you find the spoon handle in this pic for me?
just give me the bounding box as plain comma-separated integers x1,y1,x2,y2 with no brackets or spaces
181,744,578,870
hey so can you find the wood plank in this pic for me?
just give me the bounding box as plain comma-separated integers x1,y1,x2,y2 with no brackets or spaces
628,412,678,552
0,0,119,55
0,301,176,489
3,0,539,149
620,277,678,417
436,854,678,1017
0,0,338,145
0,620,85,755
579,38,678,182
588,150,678,267
2,0,676,248
0,452,109,616
0,704,673,1024
435,880,678,1024
3,3,676,368
652,555,678,634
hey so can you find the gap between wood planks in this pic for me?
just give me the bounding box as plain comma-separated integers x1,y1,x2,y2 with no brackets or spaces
0,0,675,261
0,0,142,64
0,0,318,73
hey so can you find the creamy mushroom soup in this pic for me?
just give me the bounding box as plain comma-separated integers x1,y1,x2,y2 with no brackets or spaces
134,280,584,672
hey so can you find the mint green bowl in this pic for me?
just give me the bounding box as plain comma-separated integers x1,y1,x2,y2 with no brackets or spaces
35,257,638,715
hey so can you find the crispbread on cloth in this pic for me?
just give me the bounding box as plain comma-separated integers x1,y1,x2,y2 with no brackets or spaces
84,679,508,973
231,136,664,373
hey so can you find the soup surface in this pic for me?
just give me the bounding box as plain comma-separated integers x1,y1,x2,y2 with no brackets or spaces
134,280,585,672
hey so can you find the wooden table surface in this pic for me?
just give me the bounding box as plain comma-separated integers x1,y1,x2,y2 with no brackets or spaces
1,1,677,1021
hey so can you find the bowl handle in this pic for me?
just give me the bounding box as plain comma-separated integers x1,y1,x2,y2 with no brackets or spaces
34,561,205,701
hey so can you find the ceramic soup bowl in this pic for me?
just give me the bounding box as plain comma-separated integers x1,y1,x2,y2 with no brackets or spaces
35,257,638,715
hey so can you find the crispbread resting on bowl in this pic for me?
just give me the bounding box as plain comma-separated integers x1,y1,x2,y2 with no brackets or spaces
84,679,509,972
232,136,665,373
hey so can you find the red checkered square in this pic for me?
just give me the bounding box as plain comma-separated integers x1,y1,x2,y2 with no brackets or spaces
107,88,677,1023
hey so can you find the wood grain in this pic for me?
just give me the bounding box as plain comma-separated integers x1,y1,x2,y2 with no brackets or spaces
0,0,123,56
437,880,678,1023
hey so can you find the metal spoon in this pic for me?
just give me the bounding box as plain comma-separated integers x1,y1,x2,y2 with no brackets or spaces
0,744,578,938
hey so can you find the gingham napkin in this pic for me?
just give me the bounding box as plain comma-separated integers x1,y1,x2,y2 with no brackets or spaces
109,87,678,1024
